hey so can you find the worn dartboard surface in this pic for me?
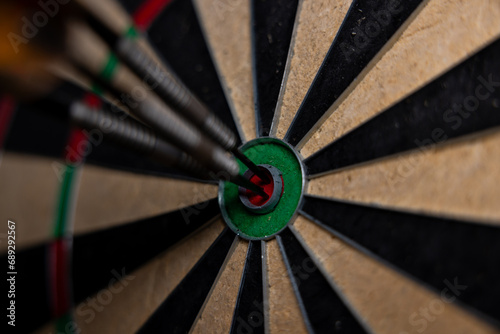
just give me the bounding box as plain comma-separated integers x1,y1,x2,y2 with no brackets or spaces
2,0,500,333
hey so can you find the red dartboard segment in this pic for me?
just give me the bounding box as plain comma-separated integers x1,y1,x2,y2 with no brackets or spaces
65,130,88,165
49,239,72,318
64,94,101,164
133,0,174,31
0,95,16,149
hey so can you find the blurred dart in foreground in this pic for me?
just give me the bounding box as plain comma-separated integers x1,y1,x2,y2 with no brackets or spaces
0,0,269,197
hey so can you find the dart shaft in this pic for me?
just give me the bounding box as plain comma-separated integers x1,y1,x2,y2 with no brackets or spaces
116,37,238,151
231,174,269,199
69,101,211,178
71,100,269,197
233,148,270,183
119,40,270,183
65,21,240,178
64,19,267,195
82,9,238,151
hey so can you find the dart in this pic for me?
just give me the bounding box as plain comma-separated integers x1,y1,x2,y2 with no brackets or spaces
69,101,210,177
69,100,269,197
0,0,269,197
75,0,271,182
64,21,269,196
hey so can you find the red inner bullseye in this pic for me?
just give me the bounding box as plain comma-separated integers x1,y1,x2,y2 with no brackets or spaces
245,168,284,206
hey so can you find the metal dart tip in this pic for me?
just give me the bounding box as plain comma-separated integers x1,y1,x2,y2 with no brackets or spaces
233,149,271,183
233,174,269,199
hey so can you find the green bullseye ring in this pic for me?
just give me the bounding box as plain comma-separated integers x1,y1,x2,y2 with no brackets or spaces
219,138,305,240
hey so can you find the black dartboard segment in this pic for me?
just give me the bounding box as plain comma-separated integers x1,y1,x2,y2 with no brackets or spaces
87,139,214,183
301,195,500,325
5,103,69,159
3,83,81,158
72,198,220,304
138,228,236,334
147,0,243,144
116,0,141,15
252,0,300,137
285,0,424,147
277,228,368,333
1,244,50,333
305,36,500,176
230,241,265,334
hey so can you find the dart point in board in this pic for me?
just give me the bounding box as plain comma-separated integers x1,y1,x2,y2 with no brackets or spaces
238,164,284,214
219,137,305,240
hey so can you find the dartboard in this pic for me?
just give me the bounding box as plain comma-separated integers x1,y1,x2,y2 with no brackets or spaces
2,0,500,333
